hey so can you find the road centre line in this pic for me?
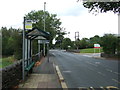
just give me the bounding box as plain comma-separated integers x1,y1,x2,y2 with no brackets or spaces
84,62,106,77
114,72,120,75
97,72,105,76
112,79,120,84
106,69,113,72
86,66,106,77
62,71,71,73
87,67,95,72
106,69,120,76
85,61,98,67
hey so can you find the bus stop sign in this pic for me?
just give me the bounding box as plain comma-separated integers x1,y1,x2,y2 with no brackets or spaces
25,20,32,30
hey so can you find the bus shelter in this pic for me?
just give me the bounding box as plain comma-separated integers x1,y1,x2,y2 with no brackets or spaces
22,27,50,81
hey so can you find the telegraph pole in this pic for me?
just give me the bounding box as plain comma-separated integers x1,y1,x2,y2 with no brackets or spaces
43,2,46,56
75,31,79,50
75,32,79,41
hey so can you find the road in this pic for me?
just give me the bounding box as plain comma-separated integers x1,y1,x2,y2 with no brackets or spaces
50,50,120,88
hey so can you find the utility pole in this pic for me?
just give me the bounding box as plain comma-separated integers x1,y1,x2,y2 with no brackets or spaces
75,32,79,41
75,31,79,50
43,2,46,56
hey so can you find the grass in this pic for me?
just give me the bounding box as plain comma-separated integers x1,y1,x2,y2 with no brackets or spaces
80,48,103,53
0,56,16,68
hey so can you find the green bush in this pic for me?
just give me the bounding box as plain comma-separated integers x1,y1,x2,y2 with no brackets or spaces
102,34,117,54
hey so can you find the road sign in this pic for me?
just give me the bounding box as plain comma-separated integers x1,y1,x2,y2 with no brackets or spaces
94,44,100,48
25,20,32,30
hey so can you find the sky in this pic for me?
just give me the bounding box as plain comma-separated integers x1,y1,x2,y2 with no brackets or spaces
0,0,118,41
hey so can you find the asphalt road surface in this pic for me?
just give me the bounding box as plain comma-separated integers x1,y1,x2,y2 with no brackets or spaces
50,50,120,88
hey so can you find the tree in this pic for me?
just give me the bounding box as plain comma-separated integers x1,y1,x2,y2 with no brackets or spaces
12,29,22,60
101,34,117,54
79,38,89,49
82,2,120,14
117,36,120,56
89,35,102,48
1,27,22,59
25,10,62,48
62,38,73,50
55,28,66,49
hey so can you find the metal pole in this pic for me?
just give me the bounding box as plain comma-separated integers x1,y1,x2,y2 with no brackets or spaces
38,41,40,59
43,2,46,56
47,43,49,62
30,40,32,63
22,17,25,81
94,48,95,57
28,39,30,65
25,38,28,67
99,48,101,57
44,2,46,32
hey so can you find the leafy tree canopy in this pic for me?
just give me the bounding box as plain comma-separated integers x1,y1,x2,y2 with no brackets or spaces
1,27,22,59
25,10,62,46
62,38,73,50
82,2,120,14
101,34,117,54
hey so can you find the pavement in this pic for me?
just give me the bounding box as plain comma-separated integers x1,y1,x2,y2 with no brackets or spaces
18,56,61,89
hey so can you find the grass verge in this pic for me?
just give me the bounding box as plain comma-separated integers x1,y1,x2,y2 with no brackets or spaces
0,56,16,68
80,48,103,53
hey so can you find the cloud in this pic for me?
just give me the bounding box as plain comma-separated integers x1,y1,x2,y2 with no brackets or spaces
60,12,118,40
0,0,118,40
59,4,88,16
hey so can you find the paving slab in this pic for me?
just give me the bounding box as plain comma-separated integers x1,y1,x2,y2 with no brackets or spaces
18,57,61,89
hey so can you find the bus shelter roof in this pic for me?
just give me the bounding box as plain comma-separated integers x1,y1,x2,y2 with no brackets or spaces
25,28,50,40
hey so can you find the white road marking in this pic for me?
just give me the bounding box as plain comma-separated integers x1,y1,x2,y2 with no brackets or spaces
112,79,120,84
83,55,92,57
106,69,120,76
86,61,98,67
95,62,100,64
97,72,105,76
106,69,113,72
87,67,95,71
55,66,68,88
114,72,120,75
52,53,55,55
62,71,71,73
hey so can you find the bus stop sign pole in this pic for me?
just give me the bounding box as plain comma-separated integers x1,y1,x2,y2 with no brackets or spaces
22,17,25,81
